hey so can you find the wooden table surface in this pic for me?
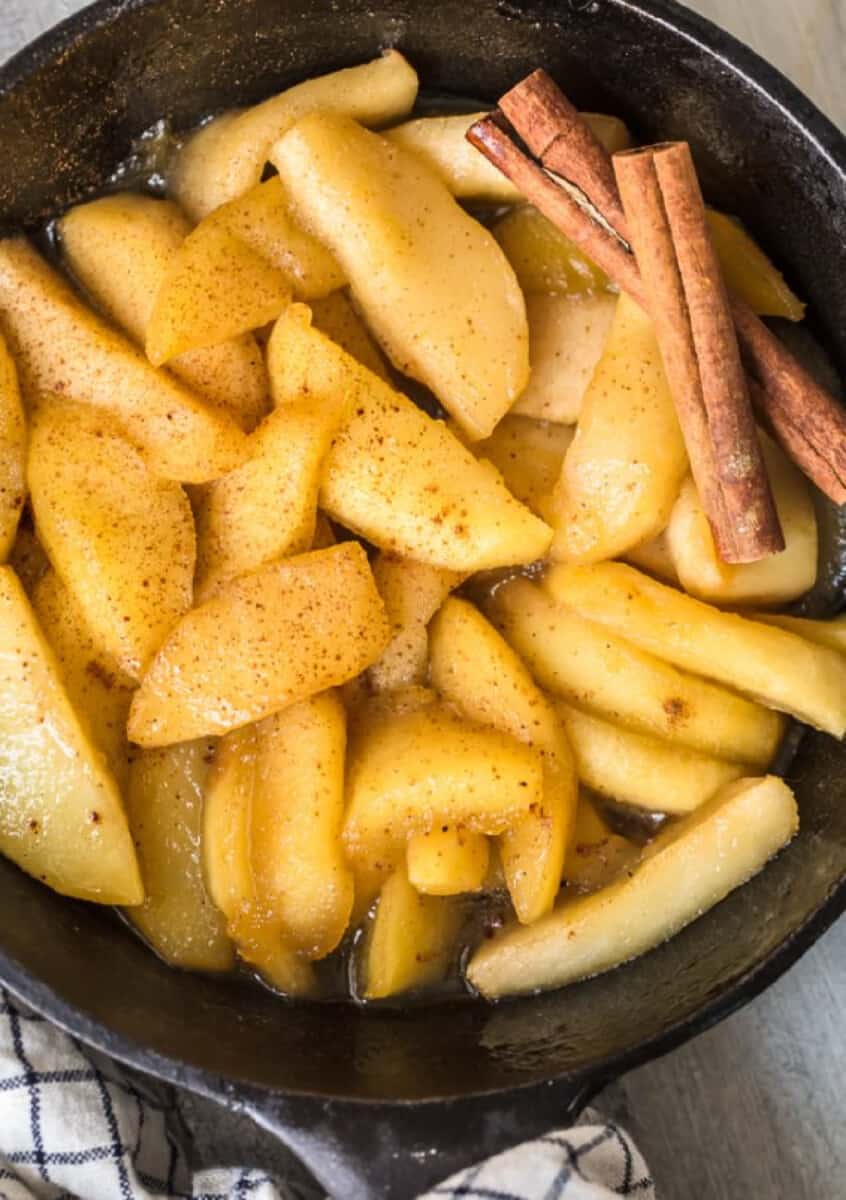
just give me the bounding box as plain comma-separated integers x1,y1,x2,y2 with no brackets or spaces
1,2,844,1198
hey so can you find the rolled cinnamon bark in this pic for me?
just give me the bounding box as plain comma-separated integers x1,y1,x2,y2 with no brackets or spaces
732,299,846,501
612,148,732,557
474,71,846,506
615,144,783,561
500,68,628,234
466,115,641,297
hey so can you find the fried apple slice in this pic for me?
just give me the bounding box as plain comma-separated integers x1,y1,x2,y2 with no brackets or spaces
343,700,543,878
511,292,617,424
171,52,419,218
203,726,316,994
753,613,846,654
385,112,523,202
0,566,141,905
59,193,268,429
493,205,608,296
406,827,490,896
362,862,463,1000
268,304,552,571
0,333,25,559
546,562,846,737
705,209,805,320
488,576,782,766
32,570,134,789
548,293,688,563
125,739,233,970
251,692,353,959
472,416,573,518
195,398,342,600
128,543,389,746
624,527,679,583
207,177,344,300
556,702,742,815
665,433,817,605
0,238,247,482
468,776,798,997
272,113,528,440
368,554,464,691
429,596,577,923
203,725,255,926
309,290,389,380
146,217,291,364
28,399,195,680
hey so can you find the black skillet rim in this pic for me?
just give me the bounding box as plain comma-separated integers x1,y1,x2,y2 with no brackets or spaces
0,0,843,1109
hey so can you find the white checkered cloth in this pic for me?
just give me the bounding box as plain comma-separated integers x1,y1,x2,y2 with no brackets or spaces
0,988,654,1200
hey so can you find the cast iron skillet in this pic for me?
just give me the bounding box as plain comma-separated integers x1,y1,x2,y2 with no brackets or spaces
0,1,844,1196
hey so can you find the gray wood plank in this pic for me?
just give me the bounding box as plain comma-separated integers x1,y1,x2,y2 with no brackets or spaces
690,0,846,128
598,918,846,1198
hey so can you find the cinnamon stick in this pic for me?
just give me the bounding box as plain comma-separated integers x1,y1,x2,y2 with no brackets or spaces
479,72,846,506
466,115,642,298
731,298,846,501
500,69,628,235
611,146,730,557
615,144,783,561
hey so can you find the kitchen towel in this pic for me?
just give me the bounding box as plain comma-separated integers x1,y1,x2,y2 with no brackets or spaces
0,987,654,1199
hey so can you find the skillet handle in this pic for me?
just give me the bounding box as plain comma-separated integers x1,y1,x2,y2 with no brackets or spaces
239,1075,598,1199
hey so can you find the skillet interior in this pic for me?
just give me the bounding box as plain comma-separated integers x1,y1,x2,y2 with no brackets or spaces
0,0,843,1111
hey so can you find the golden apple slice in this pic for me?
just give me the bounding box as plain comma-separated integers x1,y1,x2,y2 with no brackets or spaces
125,739,233,970
665,433,817,606
202,726,316,994
406,827,490,896
556,702,742,815
512,292,617,425
0,238,247,482
468,776,798,998
128,542,389,746
624,527,679,583
59,192,268,430
385,110,629,202
268,304,552,571
251,692,353,959
487,576,782,766
753,613,846,654
362,862,463,1000
309,290,389,380
146,218,291,364
545,562,846,737
385,112,523,201
272,113,528,441
195,398,342,600
429,596,578,923
368,554,465,692
203,725,255,925
549,293,688,563
32,570,134,789
343,700,543,878
28,398,195,680
493,205,608,296
0,566,141,905
171,51,419,218
472,415,573,518
207,177,343,300
0,333,25,559
705,209,805,320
